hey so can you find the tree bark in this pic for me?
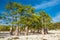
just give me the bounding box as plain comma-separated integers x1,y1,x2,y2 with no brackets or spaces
41,28,44,35
15,26,19,36
41,28,48,35
10,26,13,35
25,26,28,35
44,28,48,34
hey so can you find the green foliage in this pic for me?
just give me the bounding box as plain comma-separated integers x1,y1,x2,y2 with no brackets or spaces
53,22,60,29
39,11,52,28
5,2,54,31
0,25,10,31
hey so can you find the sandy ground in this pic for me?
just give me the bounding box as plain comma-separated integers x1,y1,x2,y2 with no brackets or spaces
0,30,60,40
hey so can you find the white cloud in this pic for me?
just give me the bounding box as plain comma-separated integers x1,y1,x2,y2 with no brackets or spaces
52,12,60,22
33,0,60,9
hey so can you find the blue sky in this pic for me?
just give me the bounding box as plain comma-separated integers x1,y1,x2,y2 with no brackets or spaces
0,0,60,24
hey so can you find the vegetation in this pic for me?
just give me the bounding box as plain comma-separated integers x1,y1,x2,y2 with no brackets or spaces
0,2,60,35
0,25,10,31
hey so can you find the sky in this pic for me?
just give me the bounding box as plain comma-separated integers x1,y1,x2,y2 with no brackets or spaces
0,0,60,25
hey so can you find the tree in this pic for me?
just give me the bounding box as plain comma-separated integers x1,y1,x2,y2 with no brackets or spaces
19,6,35,35
6,2,52,35
6,2,23,35
29,14,41,33
39,11,52,34
6,2,35,35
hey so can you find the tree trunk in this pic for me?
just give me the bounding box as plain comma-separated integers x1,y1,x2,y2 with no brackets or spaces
10,26,13,35
15,26,19,36
44,28,48,34
25,26,28,35
41,28,44,35
37,28,40,33
41,28,48,35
